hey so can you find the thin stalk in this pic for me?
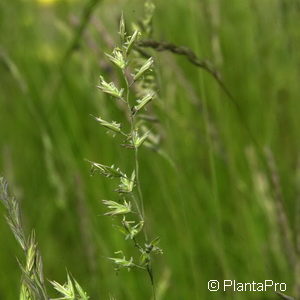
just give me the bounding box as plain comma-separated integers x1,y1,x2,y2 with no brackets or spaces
134,147,145,222
131,235,155,300
130,193,144,222
123,72,145,223
147,264,156,300
123,70,155,299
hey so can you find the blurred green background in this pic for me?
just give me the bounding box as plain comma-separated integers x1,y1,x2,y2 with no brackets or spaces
1,0,300,299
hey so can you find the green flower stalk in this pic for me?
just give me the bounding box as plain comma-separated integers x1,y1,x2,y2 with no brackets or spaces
89,13,162,299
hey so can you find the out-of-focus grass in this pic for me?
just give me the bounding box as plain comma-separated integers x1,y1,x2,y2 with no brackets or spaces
1,0,300,299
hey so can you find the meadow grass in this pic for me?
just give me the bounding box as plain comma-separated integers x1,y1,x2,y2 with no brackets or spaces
1,0,300,299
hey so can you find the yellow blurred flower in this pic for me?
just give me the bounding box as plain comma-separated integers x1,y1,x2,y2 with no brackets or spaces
37,0,59,5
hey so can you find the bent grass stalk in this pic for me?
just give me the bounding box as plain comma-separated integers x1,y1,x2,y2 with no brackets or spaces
88,13,162,299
